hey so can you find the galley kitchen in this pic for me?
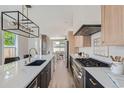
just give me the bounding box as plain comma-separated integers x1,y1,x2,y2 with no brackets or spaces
0,5,124,88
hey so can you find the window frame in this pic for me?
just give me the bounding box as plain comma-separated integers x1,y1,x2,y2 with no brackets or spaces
3,32,18,58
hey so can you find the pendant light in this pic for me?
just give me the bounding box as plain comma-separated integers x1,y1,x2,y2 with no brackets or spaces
1,5,40,38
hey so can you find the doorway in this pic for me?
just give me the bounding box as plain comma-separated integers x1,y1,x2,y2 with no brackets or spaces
52,39,67,61
49,37,75,88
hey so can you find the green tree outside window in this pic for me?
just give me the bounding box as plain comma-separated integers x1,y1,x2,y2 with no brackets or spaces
4,32,16,46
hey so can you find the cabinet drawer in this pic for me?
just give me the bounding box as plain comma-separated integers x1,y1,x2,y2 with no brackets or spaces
86,71,104,88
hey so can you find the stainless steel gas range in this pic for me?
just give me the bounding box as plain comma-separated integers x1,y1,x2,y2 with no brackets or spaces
70,56,110,88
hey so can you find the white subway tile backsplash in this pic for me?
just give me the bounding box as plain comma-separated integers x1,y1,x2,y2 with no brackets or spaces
79,32,124,64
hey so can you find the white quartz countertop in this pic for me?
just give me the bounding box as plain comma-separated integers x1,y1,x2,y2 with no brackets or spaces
0,55,54,88
85,67,124,88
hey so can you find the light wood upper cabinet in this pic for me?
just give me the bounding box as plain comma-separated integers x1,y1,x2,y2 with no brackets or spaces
75,36,83,47
74,36,91,47
101,5,124,45
68,31,91,54
68,31,77,54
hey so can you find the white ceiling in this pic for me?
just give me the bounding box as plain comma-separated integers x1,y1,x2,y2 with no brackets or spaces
0,5,101,38
28,6,74,37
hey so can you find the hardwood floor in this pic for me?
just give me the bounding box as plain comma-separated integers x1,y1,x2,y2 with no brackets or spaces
49,59,75,88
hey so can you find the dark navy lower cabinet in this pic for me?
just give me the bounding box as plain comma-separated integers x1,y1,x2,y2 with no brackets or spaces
86,71,104,88
40,61,51,88
27,61,51,88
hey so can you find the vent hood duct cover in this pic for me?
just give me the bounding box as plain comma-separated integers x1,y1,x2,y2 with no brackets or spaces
74,24,101,36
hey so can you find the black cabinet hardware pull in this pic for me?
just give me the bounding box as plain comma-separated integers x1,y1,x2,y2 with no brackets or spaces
89,78,97,86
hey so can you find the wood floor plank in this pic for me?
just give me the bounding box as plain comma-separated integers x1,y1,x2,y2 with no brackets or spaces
49,59,75,88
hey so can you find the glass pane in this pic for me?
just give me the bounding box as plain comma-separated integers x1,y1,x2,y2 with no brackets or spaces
53,48,65,52
4,32,17,58
4,47,16,58
4,32,16,46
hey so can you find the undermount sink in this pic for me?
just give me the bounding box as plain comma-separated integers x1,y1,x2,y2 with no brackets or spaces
26,60,46,66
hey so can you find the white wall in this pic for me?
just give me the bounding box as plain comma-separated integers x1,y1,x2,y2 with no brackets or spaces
73,5,101,33
0,29,4,65
28,37,41,55
79,32,124,64
18,36,29,59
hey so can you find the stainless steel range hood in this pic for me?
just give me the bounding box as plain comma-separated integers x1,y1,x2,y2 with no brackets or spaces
74,24,101,36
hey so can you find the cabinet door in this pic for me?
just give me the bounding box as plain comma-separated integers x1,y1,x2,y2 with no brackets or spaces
37,74,41,88
46,62,51,87
48,62,51,84
102,5,124,45
75,36,91,47
83,36,91,47
121,7,124,42
27,75,40,88
40,67,48,88
40,62,51,88
86,71,104,88
45,65,49,87
68,31,76,54
75,36,83,47
44,67,48,88
40,70,45,88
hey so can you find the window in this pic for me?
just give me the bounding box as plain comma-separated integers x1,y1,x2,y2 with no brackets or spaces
53,41,65,53
4,32,17,58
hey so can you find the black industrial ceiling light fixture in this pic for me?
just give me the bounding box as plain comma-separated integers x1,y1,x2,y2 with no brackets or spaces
1,5,39,38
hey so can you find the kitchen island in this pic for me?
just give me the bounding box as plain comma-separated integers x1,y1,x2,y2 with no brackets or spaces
0,55,54,88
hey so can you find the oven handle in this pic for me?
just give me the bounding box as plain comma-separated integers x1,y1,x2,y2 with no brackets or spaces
72,65,83,76
73,69,82,79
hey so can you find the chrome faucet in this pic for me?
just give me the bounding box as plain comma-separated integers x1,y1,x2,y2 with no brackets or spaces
29,48,38,62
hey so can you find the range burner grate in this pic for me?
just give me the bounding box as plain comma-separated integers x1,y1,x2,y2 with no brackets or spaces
75,58,110,67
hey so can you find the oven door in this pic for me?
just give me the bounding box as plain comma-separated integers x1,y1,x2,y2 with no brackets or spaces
72,64,84,88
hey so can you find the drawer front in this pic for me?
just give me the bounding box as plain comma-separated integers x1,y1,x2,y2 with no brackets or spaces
86,71,104,88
